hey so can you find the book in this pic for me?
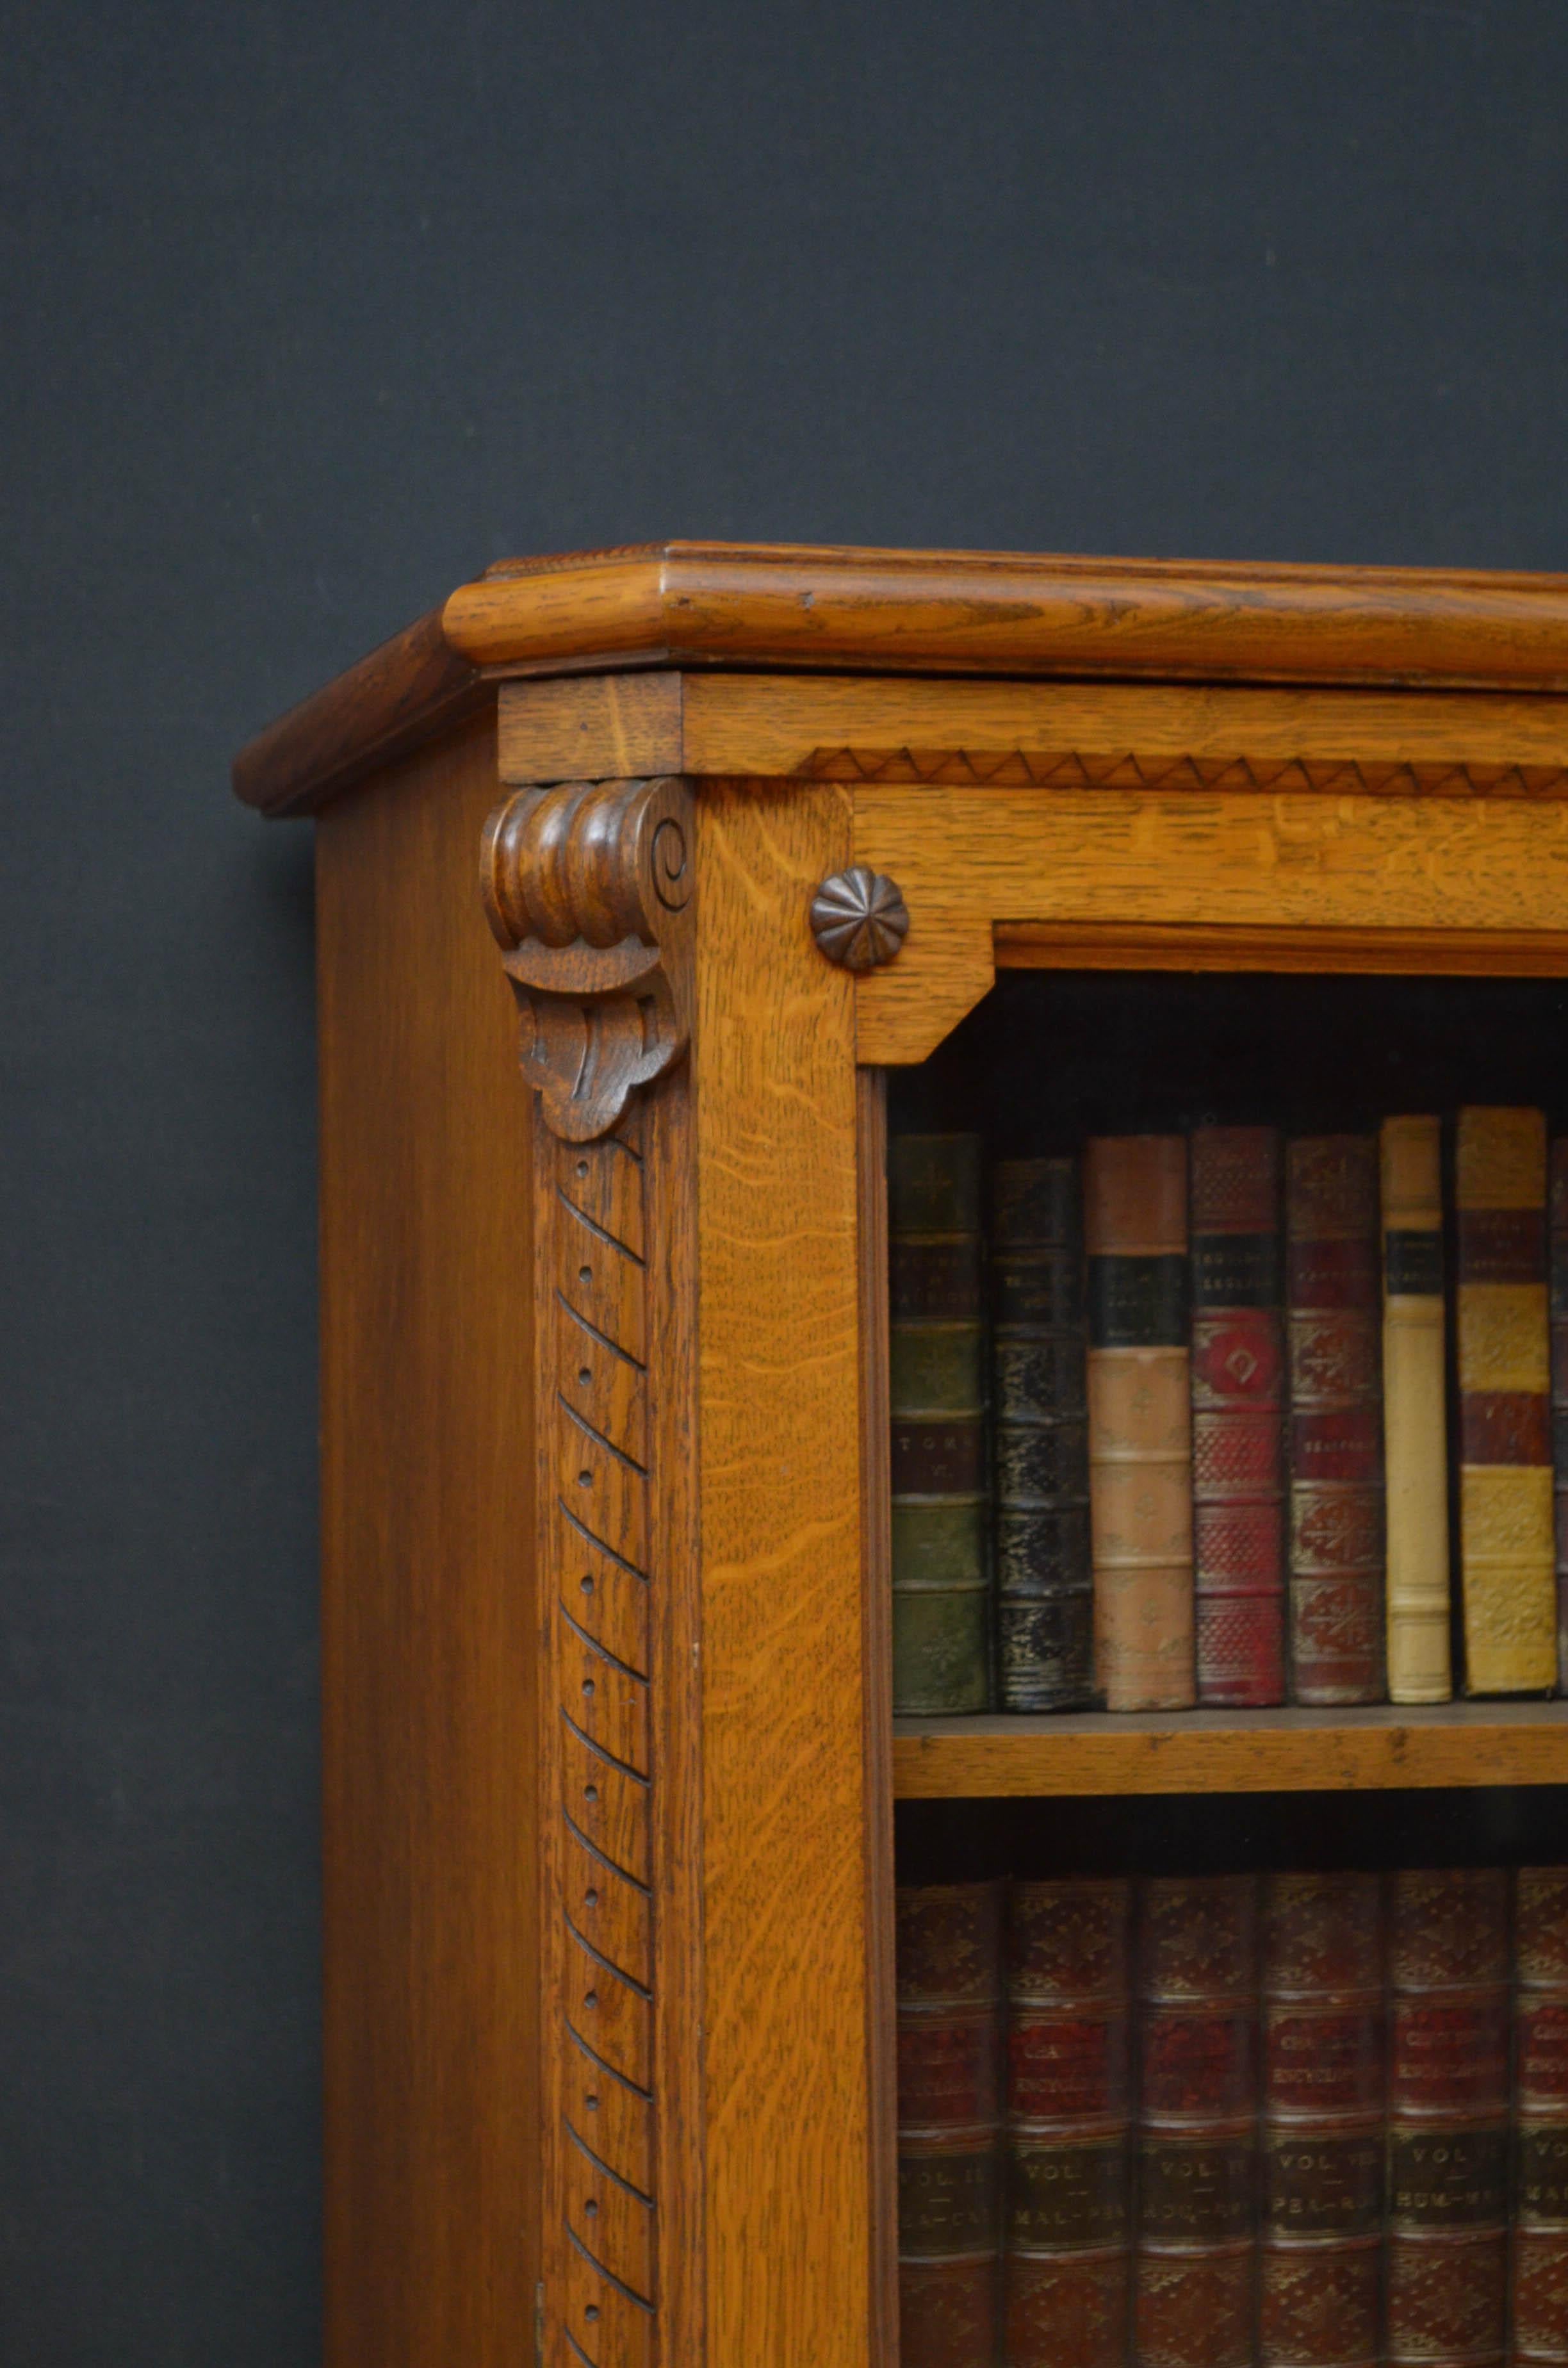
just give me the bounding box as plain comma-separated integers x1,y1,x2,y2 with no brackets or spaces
990,1160,1094,1711
1380,1117,1454,1704
1189,1126,1286,1706
895,1882,1002,2368
1286,1137,1385,1704
1515,1866,1568,2367
1386,1868,1510,2368
1134,1875,1259,2368
1084,1135,1194,1711
1551,1142,1568,1695
1002,1879,1132,2368
1259,1872,1385,2368
1456,1106,1555,1695
888,1135,990,1715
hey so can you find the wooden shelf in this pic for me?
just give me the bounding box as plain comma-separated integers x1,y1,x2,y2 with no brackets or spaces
892,1700,1568,1799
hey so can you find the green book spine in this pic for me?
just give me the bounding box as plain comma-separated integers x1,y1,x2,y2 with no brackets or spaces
889,1133,990,1714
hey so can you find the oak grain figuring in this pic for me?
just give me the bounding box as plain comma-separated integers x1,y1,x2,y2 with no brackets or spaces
994,920,1568,975
454,543,1568,690
316,713,538,2368
693,779,872,2368
856,787,1568,936
857,1068,899,2368
892,1702,1568,1798
238,605,484,815
241,546,1568,819
672,674,1568,789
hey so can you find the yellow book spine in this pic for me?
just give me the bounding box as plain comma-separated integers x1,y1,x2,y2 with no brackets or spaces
1381,1117,1451,1704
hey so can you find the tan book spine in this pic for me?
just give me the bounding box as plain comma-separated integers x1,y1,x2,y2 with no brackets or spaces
1085,1137,1193,1712
1456,1106,1555,1694
1380,1117,1453,1705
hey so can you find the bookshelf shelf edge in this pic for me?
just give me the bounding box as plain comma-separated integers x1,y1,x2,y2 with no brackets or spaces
891,1705,1568,1798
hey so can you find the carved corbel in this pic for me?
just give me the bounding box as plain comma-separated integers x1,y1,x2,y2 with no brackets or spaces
480,775,693,1141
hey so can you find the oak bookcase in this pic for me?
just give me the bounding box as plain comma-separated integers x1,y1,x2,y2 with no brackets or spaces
234,543,1568,2368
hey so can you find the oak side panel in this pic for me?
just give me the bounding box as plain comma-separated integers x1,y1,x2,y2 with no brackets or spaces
315,712,539,2368
692,780,871,2367
892,1703,1568,1798
856,786,1568,933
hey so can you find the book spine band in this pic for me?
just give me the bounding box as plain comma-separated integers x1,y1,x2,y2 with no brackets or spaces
1382,1116,1454,1704
1086,1137,1194,1711
1457,1106,1555,1695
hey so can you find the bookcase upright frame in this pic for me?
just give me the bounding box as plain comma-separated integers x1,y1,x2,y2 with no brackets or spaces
234,543,1568,2368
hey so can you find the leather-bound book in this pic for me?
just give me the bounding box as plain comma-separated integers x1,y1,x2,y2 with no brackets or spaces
895,1883,1002,2368
1456,1107,1555,1695
1135,1875,1259,2368
1386,1869,1510,2368
1515,1868,1568,2366
1189,1126,1286,1706
1084,1136,1193,1711
1259,1873,1385,2368
1003,1880,1132,2368
1551,1142,1568,1693
888,1135,990,1714
1380,1117,1454,1704
991,1160,1093,1711
1285,1137,1385,1704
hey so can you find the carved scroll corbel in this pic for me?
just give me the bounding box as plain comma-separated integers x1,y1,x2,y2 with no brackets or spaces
481,775,694,1141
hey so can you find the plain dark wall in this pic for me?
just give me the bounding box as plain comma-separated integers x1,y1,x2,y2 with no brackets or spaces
5,3,1568,2357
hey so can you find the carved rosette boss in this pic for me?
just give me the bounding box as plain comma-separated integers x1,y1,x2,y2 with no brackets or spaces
481,775,694,1141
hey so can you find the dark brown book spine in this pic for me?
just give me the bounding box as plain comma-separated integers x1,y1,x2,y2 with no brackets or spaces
1260,1872,1385,2368
1003,1880,1132,2368
991,1159,1093,1711
1135,1875,1259,2368
1552,1144,1568,1697
1286,1137,1386,1705
1386,1869,1510,2368
1515,1868,1568,2366
1191,1126,1287,1708
889,1135,991,1717
895,1884,1002,2367
1086,1136,1194,1711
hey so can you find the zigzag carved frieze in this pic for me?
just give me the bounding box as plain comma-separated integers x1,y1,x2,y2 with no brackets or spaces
803,746,1568,796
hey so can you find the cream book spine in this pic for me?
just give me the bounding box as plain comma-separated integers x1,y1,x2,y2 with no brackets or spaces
1380,1116,1452,1704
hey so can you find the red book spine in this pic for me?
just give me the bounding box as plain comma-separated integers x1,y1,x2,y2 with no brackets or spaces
1286,1137,1386,1704
1190,1127,1287,1707
1003,1879,1133,2368
895,1884,1002,2368
1515,1868,1568,2366
1259,1872,1385,2368
1135,1875,1259,2368
1386,1870,1510,2368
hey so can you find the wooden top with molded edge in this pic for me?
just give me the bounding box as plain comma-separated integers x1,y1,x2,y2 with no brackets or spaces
893,1701,1568,1797
233,541,1568,816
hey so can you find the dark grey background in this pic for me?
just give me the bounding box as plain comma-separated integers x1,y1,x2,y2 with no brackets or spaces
4,2,1567,2357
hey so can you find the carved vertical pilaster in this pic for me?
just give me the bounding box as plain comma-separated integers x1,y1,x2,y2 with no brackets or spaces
486,778,701,2368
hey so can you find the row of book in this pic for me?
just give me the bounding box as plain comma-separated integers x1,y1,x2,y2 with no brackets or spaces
889,1113,1568,1715
896,1868,1568,2368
